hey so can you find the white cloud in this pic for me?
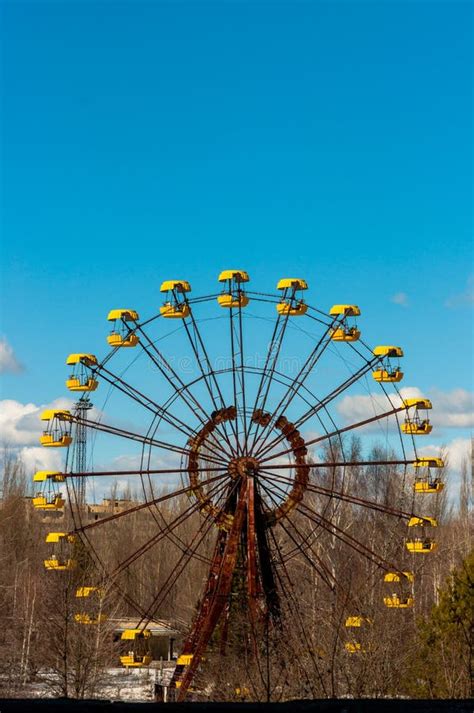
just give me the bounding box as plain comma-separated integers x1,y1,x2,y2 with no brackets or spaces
0,337,23,374
19,446,63,473
391,292,409,307
0,397,75,477
416,438,471,472
445,274,474,308
337,387,474,431
0,397,74,447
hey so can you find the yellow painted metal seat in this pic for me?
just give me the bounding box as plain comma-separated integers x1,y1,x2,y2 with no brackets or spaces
120,629,152,667
217,293,249,309
345,616,372,627
345,641,364,653
107,310,139,347
401,420,432,435
66,377,98,392
406,538,438,553
383,595,414,608
413,477,444,494
276,301,307,316
330,327,360,342
39,434,72,447
32,494,65,510
372,368,404,383
160,302,191,318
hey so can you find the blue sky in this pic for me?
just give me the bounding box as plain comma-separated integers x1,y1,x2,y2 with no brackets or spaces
0,1,472,494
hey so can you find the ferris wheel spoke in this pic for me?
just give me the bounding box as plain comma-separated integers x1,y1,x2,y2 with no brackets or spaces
93,362,208,443
247,302,293,453
257,477,344,594
296,500,400,573
254,356,381,460
266,527,332,698
259,404,407,465
71,472,228,535
66,465,227,479
260,469,414,521
138,507,220,627
250,313,347,455
180,299,239,453
71,414,228,466
131,321,234,455
139,475,241,627
110,477,230,578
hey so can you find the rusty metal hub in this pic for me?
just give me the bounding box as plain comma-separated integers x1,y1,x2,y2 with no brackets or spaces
228,455,260,479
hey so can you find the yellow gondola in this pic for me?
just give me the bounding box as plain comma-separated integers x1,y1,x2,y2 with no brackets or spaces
383,571,414,608
107,310,139,347
74,587,107,625
406,515,438,553
66,354,99,392
372,345,404,382
44,532,76,570
344,615,371,653
413,457,445,493
120,629,152,667
401,398,433,435
39,410,73,448
276,278,308,316
160,280,191,318
32,470,65,509
329,305,360,341
217,270,250,309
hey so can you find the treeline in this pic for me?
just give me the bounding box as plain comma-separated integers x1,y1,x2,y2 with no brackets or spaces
0,440,472,701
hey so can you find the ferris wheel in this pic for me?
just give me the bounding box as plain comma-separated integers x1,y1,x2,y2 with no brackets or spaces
34,271,443,700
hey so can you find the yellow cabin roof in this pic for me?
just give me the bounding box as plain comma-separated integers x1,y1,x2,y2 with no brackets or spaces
160,280,191,293
121,629,151,640
66,353,98,366
40,409,72,422
107,309,139,322
329,304,361,317
76,586,104,598
403,398,432,410
373,345,404,357
408,516,438,528
345,616,364,627
45,532,76,544
384,571,414,583
414,457,444,468
276,278,308,291
33,470,64,482
218,270,249,283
